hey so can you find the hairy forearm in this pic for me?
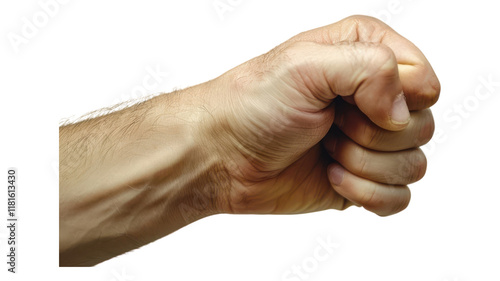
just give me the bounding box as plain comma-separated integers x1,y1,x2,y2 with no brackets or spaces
59,84,229,266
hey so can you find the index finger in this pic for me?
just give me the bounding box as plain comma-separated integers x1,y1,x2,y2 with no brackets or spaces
289,15,441,110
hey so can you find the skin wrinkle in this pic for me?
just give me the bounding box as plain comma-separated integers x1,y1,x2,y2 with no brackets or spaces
226,77,323,174
291,60,333,109
360,184,378,209
274,148,323,214
364,116,380,148
283,158,318,213
311,154,338,211
357,144,369,178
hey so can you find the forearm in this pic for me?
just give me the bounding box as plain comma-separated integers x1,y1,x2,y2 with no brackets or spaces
59,84,228,266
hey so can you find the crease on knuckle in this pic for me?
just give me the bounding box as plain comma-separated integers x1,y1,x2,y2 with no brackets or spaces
358,184,378,208
357,146,369,176
363,123,380,148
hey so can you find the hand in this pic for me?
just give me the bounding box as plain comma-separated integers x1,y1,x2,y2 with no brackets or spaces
58,15,440,265
200,15,440,216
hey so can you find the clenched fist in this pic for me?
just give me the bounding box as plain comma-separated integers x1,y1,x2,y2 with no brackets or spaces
198,15,440,216
60,15,440,265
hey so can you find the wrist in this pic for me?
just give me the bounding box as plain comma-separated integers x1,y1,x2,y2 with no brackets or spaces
146,83,235,220
181,81,236,216
126,85,232,226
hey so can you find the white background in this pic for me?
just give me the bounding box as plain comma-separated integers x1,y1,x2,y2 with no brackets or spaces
1,0,499,280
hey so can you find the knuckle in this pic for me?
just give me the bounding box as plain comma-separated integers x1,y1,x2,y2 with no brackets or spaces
344,42,397,76
414,150,428,181
371,44,398,74
343,14,364,23
416,109,435,146
357,146,369,176
399,150,427,183
269,41,319,72
280,41,313,59
387,188,411,215
358,185,378,207
362,123,381,148
343,15,380,28
428,76,441,106
357,183,389,210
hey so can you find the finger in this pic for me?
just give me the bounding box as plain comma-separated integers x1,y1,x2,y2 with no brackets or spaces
323,132,427,185
290,15,441,110
334,99,435,151
327,163,411,216
285,41,410,131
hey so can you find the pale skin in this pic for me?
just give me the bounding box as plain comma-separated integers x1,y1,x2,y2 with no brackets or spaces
59,15,440,266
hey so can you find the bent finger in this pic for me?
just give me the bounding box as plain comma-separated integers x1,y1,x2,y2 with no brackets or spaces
327,163,411,216
323,132,427,185
334,99,435,151
286,41,410,131
290,15,441,110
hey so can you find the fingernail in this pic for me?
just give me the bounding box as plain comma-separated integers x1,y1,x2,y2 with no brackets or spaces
329,165,344,186
391,93,410,125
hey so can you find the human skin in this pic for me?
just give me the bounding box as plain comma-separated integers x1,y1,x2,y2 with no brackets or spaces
59,15,440,266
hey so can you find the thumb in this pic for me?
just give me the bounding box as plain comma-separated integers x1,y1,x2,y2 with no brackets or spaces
287,41,410,131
